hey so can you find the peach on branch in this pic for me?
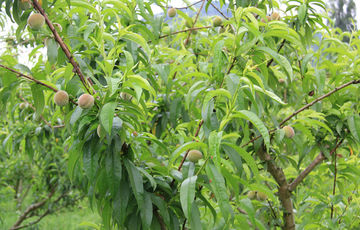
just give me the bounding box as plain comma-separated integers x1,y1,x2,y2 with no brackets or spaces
283,125,295,138
54,90,69,106
213,16,223,27
187,150,203,163
168,7,177,18
78,94,94,109
27,13,45,30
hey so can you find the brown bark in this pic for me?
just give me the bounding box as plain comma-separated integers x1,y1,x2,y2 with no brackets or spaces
256,145,295,230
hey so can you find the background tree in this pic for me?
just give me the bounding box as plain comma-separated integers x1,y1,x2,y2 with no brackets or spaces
328,0,357,32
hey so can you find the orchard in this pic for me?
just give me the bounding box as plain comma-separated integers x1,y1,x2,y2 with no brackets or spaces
0,0,360,229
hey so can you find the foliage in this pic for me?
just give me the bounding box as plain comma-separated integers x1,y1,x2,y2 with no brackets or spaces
0,0,360,229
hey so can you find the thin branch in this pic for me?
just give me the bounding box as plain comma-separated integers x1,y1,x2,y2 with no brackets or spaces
279,79,360,127
0,64,78,106
242,79,360,148
32,0,93,95
177,120,204,171
159,26,212,39
0,64,57,92
330,146,338,219
11,209,50,230
267,39,286,67
10,187,56,230
288,139,344,192
153,209,166,230
208,1,229,20
184,0,206,46
175,0,203,10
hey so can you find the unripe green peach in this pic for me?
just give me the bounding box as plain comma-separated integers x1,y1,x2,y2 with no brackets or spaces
247,191,257,200
283,126,295,138
120,92,132,101
213,16,223,27
270,12,280,21
78,94,94,109
54,90,69,106
20,0,31,10
97,124,104,137
19,103,27,109
256,191,268,201
27,13,45,30
53,23,63,32
162,26,170,34
185,19,193,28
187,150,203,162
168,7,177,18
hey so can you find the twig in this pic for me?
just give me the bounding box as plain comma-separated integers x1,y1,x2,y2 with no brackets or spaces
0,64,78,106
330,147,338,219
10,187,56,230
159,26,212,39
184,0,206,46
175,0,203,10
31,0,93,95
153,209,166,230
242,79,360,148
288,139,344,192
279,79,360,127
177,120,204,171
208,1,229,20
0,64,57,92
267,39,286,67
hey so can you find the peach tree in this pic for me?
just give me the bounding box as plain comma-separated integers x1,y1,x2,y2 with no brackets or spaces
0,0,360,229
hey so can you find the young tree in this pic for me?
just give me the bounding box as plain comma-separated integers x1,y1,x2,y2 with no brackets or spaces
1,0,360,229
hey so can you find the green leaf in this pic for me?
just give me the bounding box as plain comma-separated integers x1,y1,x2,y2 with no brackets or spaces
347,115,360,142
234,110,270,151
190,201,202,230
100,102,117,134
121,31,151,57
180,175,197,219
30,84,45,120
298,4,307,25
256,46,293,79
205,163,233,221
124,75,156,98
46,38,58,64
222,143,260,181
209,131,223,169
124,159,144,210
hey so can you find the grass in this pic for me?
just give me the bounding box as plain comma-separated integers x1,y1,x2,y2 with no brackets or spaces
0,188,101,230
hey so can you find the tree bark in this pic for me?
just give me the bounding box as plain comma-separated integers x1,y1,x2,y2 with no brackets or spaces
256,145,295,230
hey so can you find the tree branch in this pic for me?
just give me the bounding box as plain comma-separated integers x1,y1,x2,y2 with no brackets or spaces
279,80,360,127
267,39,286,67
288,138,344,192
208,1,229,20
242,79,360,148
0,64,78,106
10,187,56,230
174,0,203,10
31,0,93,95
159,26,212,39
184,0,206,46
256,145,295,230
